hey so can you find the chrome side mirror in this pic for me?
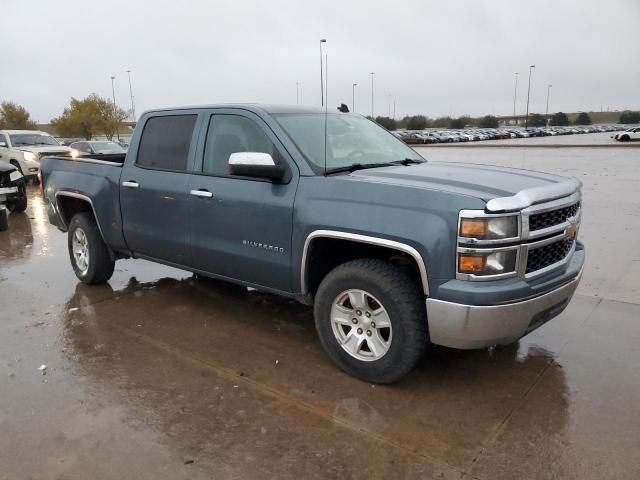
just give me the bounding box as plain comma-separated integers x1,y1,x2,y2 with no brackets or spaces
228,152,285,180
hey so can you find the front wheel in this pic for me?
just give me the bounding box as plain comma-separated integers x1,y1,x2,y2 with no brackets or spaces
6,185,27,213
314,259,428,384
0,208,8,231
68,212,115,284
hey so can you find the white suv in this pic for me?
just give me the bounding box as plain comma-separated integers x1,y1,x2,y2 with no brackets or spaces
0,130,71,180
612,126,640,142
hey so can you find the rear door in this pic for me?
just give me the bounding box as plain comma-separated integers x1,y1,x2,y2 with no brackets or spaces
187,109,299,292
120,112,200,265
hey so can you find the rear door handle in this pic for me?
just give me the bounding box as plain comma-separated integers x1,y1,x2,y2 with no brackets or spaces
122,181,139,189
190,189,213,198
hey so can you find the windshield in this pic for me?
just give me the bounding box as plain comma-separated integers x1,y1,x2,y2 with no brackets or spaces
274,113,423,173
90,142,125,153
9,133,59,147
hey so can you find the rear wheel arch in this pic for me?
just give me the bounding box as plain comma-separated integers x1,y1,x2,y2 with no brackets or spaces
55,193,105,238
301,230,429,298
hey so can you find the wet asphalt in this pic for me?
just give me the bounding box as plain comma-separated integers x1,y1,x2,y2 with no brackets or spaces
1,145,639,479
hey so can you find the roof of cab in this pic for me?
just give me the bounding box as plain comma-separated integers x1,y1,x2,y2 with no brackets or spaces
141,103,331,116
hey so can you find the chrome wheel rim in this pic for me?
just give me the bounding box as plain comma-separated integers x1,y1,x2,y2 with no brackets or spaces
330,289,393,362
72,228,90,274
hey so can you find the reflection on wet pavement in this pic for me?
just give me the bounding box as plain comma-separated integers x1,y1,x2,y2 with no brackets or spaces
2,147,640,480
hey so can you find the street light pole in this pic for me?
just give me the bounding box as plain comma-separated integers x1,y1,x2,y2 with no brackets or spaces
512,72,518,124
296,81,299,104
352,83,357,113
126,70,135,122
370,72,375,118
545,84,552,126
319,41,324,106
524,65,535,129
110,75,120,141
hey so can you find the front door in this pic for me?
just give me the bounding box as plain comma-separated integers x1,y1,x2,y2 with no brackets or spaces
120,113,200,265
188,110,298,292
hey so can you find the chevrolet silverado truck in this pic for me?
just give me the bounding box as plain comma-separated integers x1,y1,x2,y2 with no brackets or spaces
40,105,584,383
0,129,71,180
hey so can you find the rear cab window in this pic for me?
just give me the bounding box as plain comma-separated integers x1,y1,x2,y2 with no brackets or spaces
136,115,197,171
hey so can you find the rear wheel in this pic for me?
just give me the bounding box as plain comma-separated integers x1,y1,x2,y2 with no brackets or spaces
68,212,115,284
314,259,428,384
621,135,630,142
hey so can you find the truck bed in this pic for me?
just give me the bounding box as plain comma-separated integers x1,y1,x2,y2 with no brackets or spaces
40,154,127,251
46,153,127,165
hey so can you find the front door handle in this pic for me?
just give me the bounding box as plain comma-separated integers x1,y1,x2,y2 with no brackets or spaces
122,181,139,189
190,189,213,198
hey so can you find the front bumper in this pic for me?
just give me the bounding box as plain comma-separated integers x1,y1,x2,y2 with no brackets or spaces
426,266,583,349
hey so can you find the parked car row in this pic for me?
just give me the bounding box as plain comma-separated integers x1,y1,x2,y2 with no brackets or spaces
393,124,626,144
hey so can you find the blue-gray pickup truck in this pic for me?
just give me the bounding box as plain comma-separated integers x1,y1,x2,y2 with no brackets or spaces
41,105,584,383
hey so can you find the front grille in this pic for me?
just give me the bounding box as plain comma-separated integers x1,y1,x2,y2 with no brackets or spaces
529,202,580,231
526,238,574,274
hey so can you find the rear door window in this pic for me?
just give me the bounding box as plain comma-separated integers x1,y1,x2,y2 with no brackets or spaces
136,115,197,171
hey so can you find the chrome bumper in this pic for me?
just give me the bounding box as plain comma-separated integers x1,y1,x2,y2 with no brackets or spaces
426,268,583,349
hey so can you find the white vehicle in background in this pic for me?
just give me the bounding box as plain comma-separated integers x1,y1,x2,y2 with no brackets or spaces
612,127,640,142
0,130,71,180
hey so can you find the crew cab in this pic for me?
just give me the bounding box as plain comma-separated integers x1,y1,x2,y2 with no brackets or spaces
0,130,71,180
40,105,584,383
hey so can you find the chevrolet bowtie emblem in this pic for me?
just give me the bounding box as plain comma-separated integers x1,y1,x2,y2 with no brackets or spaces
565,221,578,240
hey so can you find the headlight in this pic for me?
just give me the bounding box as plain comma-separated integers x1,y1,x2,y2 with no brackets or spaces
459,216,518,240
23,151,38,162
458,250,517,276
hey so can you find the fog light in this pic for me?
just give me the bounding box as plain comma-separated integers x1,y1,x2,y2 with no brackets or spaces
459,255,486,273
458,250,517,276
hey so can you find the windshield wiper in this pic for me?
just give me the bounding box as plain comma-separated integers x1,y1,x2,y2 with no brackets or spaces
325,158,426,175
393,158,426,165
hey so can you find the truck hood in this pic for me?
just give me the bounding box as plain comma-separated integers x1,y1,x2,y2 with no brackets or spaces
348,161,579,211
16,146,71,154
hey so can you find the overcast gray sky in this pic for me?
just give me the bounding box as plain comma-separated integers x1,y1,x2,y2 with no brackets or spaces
2,0,638,122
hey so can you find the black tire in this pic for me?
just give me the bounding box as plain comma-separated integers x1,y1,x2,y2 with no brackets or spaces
6,185,27,213
621,135,630,142
68,212,115,284
314,259,428,384
0,208,8,232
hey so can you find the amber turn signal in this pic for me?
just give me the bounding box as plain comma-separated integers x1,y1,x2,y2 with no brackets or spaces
459,254,486,273
460,219,487,237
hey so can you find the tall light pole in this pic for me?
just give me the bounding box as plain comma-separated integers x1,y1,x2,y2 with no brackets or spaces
126,70,135,122
524,64,535,129
296,81,299,104
110,75,120,141
370,72,375,118
545,84,552,126
512,72,519,124
319,39,326,106
352,83,357,113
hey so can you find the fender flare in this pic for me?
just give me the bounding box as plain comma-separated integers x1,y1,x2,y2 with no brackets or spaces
300,229,430,296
